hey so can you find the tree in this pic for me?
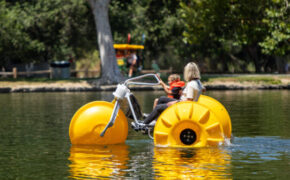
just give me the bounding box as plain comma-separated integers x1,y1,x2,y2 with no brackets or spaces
259,0,289,56
180,0,289,73
109,0,188,71
88,0,124,84
259,0,289,73
0,0,96,66
0,1,45,66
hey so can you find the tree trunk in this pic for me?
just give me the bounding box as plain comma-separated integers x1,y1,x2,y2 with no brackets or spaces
88,0,124,85
247,45,262,73
220,52,229,72
275,56,287,73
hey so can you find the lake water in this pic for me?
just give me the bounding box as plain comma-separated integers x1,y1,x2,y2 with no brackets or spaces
0,90,289,179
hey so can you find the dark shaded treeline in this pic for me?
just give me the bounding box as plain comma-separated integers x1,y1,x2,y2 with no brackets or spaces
0,0,289,73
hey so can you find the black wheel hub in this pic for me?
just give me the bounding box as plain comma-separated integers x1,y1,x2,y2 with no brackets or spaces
180,128,196,145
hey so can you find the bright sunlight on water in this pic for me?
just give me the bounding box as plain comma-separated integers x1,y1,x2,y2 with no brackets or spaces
0,90,289,179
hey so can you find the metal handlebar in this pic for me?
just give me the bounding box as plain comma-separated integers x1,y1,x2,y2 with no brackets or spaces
124,73,160,86
100,74,160,137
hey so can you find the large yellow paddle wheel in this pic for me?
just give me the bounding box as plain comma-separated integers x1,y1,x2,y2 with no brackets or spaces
153,95,231,147
69,101,128,145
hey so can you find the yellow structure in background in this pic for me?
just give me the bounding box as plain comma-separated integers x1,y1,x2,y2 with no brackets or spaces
69,144,129,179
154,95,232,147
114,44,144,50
114,44,144,66
69,101,128,145
114,44,144,73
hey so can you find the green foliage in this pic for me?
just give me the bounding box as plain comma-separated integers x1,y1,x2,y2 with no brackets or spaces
75,50,100,78
0,1,45,64
109,0,187,71
259,0,290,56
0,0,96,65
0,0,288,74
109,1,135,43
180,0,289,72
75,50,100,71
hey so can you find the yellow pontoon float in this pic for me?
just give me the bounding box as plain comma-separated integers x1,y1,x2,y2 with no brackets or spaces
69,74,232,147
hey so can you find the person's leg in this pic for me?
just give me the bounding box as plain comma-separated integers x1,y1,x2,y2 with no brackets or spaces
128,60,136,77
127,62,132,77
157,96,176,105
143,104,168,124
128,66,133,77
153,98,159,109
153,96,175,110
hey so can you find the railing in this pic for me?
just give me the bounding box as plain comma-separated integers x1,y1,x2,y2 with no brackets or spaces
0,68,100,79
0,67,172,79
140,68,172,74
0,68,18,78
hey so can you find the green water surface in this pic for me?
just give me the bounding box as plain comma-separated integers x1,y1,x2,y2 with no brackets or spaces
0,90,289,179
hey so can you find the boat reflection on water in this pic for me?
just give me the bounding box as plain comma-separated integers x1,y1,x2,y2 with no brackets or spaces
68,144,129,179
153,147,232,179
69,144,232,179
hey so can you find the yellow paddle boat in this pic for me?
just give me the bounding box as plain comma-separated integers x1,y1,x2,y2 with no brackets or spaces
69,74,232,147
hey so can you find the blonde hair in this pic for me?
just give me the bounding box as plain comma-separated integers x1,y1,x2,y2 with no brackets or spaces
168,74,180,82
183,62,200,81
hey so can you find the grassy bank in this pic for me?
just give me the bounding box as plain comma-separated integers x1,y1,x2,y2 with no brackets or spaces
0,74,289,88
202,74,289,85
0,77,88,87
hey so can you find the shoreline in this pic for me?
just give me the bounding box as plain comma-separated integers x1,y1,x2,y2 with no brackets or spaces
1,74,289,93
0,82,289,93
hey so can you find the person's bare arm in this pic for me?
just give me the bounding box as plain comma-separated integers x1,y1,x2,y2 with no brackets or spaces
160,80,171,94
157,74,171,94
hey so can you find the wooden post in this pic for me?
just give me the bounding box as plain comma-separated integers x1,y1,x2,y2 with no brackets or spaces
1,67,6,78
85,69,89,78
49,67,52,79
13,67,17,79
